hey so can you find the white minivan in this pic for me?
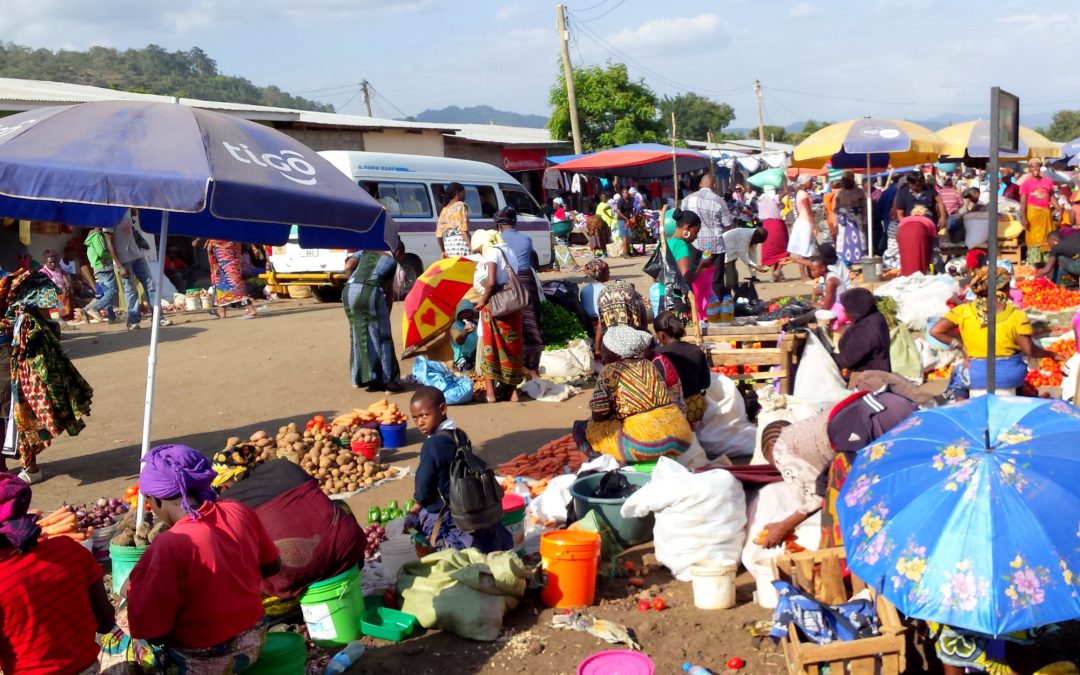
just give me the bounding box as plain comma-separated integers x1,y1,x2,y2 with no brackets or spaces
264,151,552,300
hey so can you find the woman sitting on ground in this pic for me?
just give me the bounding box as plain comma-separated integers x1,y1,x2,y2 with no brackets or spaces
929,265,1058,397
212,446,366,602
833,288,891,381
573,325,692,463
593,277,648,359
652,310,711,426
0,474,114,674
127,444,280,673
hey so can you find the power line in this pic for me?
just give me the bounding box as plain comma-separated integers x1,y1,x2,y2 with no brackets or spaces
335,91,360,114
763,90,802,123
292,83,355,95
570,0,613,14
368,84,410,119
574,0,625,22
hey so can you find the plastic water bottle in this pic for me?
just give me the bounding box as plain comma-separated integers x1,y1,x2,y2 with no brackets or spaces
683,663,716,675
513,477,531,505
324,640,366,674
720,295,734,324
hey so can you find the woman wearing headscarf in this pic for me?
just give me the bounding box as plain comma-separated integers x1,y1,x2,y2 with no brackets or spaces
474,224,525,403
342,239,405,393
212,450,366,603
833,288,891,379
0,474,114,674
573,325,692,463
593,278,647,359
495,207,544,379
127,444,281,674
930,265,1059,395
435,182,471,258
832,171,866,265
896,204,938,276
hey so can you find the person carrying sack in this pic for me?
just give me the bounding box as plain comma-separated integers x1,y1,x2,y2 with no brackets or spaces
406,387,512,552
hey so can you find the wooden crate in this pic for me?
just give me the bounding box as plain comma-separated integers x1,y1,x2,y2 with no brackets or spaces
686,323,806,394
771,548,907,675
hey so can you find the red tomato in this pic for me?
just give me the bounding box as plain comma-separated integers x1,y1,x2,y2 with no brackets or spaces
637,600,652,612
624,560,635,572
727,657,745,669
651,598,665,611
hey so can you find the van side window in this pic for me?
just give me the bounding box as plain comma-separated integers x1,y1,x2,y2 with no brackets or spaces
432,183,498,219
360,181,432,218
499,185,544,217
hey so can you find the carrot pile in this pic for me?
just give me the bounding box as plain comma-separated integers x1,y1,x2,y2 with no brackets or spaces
36,506,90,542
496,433,588,482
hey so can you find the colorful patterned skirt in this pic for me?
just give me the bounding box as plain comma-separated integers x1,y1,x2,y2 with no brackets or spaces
820,452,852,549
574,404,692,463
479,306,524,386
208,241,250,307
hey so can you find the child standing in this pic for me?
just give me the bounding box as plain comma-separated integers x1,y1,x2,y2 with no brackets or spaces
407,387,512,553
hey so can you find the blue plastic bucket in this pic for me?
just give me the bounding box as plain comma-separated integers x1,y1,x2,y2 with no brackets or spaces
379,422,408,449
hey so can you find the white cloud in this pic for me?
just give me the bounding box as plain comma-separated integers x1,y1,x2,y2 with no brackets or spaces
789,2,822,18
608,13,724,52
495,5,525,22
996,13,1073,30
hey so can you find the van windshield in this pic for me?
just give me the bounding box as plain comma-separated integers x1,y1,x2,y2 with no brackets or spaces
500,184,544,217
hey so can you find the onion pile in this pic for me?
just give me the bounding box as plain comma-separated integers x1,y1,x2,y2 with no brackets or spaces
72,498,129,530
362,523,388,560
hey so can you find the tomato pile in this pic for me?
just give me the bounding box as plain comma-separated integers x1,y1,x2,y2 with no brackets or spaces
712,365,760,377
1017,278,1080,312
1025,338,1077,388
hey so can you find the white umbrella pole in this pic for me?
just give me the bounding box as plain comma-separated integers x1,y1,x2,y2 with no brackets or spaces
865,155,873,255
135,211,170,530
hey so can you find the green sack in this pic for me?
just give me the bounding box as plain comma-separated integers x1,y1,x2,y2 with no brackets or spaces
889,324,923,382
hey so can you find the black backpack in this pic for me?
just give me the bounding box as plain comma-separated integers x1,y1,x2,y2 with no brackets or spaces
439,429,504,533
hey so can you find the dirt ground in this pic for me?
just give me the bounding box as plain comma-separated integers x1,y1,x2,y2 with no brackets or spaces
37,254,1078,674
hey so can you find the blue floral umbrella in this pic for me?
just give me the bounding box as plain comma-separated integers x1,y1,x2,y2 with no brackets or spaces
838,395,1080,636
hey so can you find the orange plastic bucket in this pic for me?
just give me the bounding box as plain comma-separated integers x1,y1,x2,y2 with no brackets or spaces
540,530,601,608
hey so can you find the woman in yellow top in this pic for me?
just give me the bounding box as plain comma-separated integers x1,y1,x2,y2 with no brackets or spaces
435,182,471,258
929,265,1058,395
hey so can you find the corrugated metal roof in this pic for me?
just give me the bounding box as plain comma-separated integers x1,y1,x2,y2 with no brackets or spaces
446,123,565,147
294,110,454,132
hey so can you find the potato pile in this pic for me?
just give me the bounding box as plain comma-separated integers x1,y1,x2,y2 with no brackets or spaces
351,427,380,444
298,435,398,496
110,507,168,548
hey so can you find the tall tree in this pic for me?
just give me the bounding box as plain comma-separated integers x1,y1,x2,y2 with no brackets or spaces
548,62,663,151
790,119,832,144
1042,110,1080,142
659,93,734,142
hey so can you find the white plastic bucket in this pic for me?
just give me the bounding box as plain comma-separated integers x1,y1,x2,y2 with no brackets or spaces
199,295,213,309
379,535,418,581
689,559,738,609
183,296,199,311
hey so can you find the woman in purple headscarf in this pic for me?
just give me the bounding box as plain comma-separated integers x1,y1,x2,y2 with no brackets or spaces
0,474,114,673
127,444,281,674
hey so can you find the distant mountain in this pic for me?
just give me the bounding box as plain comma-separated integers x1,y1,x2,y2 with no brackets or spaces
414,105,548,128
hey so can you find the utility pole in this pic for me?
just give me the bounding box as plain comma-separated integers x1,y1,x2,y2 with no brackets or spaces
556,4,583,154
754,79,766,152
360,80,373,117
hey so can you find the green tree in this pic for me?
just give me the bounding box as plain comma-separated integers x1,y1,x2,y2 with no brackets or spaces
548,62,663,151
790,119,832,144
748,125,791,144
659,93,734,142
1042,110,1080,142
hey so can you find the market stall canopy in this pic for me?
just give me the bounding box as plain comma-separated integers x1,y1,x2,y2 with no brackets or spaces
838,395,1080,635
791,117,944,170
937,120,1060,161
551,143,711,179
0,100,393,250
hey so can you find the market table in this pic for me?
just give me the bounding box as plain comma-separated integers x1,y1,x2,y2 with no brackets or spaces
687,324,806,394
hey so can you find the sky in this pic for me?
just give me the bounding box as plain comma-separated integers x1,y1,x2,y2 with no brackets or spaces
4,0,1080,129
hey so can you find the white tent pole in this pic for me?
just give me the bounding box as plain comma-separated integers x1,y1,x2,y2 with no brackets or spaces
135,210,169,530
865,154,873,255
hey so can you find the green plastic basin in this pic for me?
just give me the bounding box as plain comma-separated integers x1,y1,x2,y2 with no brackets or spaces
569,471,655,547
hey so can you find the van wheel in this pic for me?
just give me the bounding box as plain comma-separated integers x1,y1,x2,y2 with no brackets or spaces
312,286,343,303
399,254,423,299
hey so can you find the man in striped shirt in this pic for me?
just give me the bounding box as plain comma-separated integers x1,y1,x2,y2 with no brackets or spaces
683,174,731,301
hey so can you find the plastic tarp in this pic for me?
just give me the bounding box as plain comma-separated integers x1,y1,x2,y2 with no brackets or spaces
621,457,746,581
874,273,960,332
396,548,529,641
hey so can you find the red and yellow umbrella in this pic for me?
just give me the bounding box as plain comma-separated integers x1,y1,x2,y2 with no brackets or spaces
401,256,476,350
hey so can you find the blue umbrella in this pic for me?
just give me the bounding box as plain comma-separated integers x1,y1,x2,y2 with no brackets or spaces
838,395,1080,636
0,100,391,524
